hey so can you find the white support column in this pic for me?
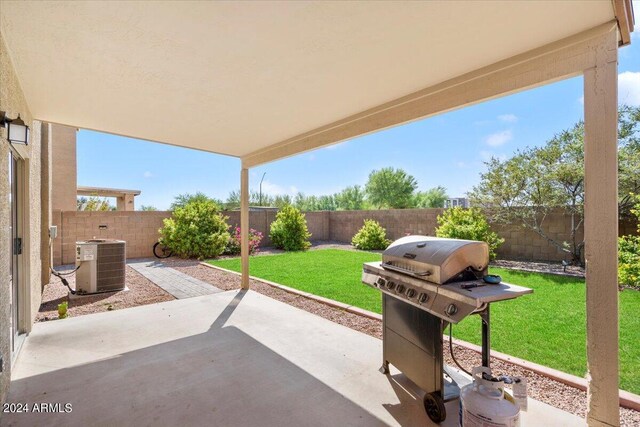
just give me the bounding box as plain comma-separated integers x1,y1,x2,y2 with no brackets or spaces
583,29,619,427
240,167,250,289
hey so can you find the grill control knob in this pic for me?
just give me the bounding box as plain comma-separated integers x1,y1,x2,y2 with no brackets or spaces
386,281,395,290
418,293,429,304
406,289,416,298
376,277,387,288
445,304,458,316
396,284,405,294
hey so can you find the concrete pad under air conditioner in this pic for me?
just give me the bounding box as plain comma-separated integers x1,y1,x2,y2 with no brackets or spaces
67,285,130,300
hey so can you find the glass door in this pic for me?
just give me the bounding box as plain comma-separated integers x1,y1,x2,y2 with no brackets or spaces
9,151,21,355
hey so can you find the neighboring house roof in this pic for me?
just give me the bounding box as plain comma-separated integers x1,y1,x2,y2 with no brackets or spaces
77,186,141,197
0,1,631,166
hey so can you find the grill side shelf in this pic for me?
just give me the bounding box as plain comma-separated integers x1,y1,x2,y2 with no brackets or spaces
362,262,532,323
437,280,533,304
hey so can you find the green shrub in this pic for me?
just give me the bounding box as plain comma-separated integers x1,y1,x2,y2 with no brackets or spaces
352,219,391,250
619,235,640,289
435,206,504,260
619,195,640,289
159,199,230,259
270,205,312,251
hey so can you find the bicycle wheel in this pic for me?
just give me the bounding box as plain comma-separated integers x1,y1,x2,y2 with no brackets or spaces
153,241,173,259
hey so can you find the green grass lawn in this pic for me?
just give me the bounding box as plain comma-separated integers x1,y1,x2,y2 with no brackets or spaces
209,249,640,394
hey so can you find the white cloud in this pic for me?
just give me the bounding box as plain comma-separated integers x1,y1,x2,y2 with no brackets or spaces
143,171,153,178
485,130,512,147
578,96,584,105
619,71,640,106
497,114,518,123
455,161,467,169
260,180,298,196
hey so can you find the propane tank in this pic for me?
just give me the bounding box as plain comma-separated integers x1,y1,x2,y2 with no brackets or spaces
460,366,520,427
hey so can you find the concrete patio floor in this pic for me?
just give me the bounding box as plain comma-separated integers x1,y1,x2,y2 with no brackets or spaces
3,290,583,426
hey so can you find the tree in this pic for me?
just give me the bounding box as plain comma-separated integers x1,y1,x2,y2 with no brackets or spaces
225,190,241,209
335,185,366,210
171,192,221,211
225,189,275,209
469,105,640,265
365,167,418,209
77,196,114,211
618,104,640,216
292,192,317,211
414,186,448,208
251,190,274,207
139,205,158,211
273,194,292,208
316,195,337,211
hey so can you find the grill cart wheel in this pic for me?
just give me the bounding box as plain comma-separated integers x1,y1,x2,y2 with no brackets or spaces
423,392,446,423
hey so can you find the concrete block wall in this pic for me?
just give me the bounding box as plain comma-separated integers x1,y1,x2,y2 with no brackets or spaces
329,209,443,243
223,210,330,247
52,208,638,266
492,213,586,262
55,211,168,265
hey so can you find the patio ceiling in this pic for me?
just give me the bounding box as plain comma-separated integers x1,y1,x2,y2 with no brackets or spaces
0,1,625,164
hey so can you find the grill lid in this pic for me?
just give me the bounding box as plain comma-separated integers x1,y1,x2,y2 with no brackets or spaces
382,235,489,284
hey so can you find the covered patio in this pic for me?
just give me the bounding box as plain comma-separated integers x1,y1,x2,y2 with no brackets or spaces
4,289,581,427
0,1,635,426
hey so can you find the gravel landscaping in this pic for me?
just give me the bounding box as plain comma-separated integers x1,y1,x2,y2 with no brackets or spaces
165,258,639,426
491,259,585,278
37,265,175,322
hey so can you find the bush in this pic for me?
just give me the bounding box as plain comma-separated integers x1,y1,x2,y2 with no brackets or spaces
270,205,312,251
619,195,640,289
159,199,230,259
435,206,504,260
224,227,263,255
352,219,391,250
619,235,640,289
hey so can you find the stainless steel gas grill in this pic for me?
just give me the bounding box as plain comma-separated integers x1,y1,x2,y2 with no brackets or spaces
362,236,532,423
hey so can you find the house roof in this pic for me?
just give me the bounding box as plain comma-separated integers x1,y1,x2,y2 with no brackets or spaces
0,1,631,165
77,186,141,197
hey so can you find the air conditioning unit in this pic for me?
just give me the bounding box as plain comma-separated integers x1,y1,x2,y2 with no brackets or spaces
75,239,126,294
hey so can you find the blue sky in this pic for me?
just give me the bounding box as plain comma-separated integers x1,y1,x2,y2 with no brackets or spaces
79,19,640,210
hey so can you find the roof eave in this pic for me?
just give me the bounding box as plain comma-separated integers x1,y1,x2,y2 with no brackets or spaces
614,0,635,46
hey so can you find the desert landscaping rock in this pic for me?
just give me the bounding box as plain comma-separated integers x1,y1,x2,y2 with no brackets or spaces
491,259,585,277
38,266,174,322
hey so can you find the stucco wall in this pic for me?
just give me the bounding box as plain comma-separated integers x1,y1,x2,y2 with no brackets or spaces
52,208,637,266
50,124,77,212
0,33,43,405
